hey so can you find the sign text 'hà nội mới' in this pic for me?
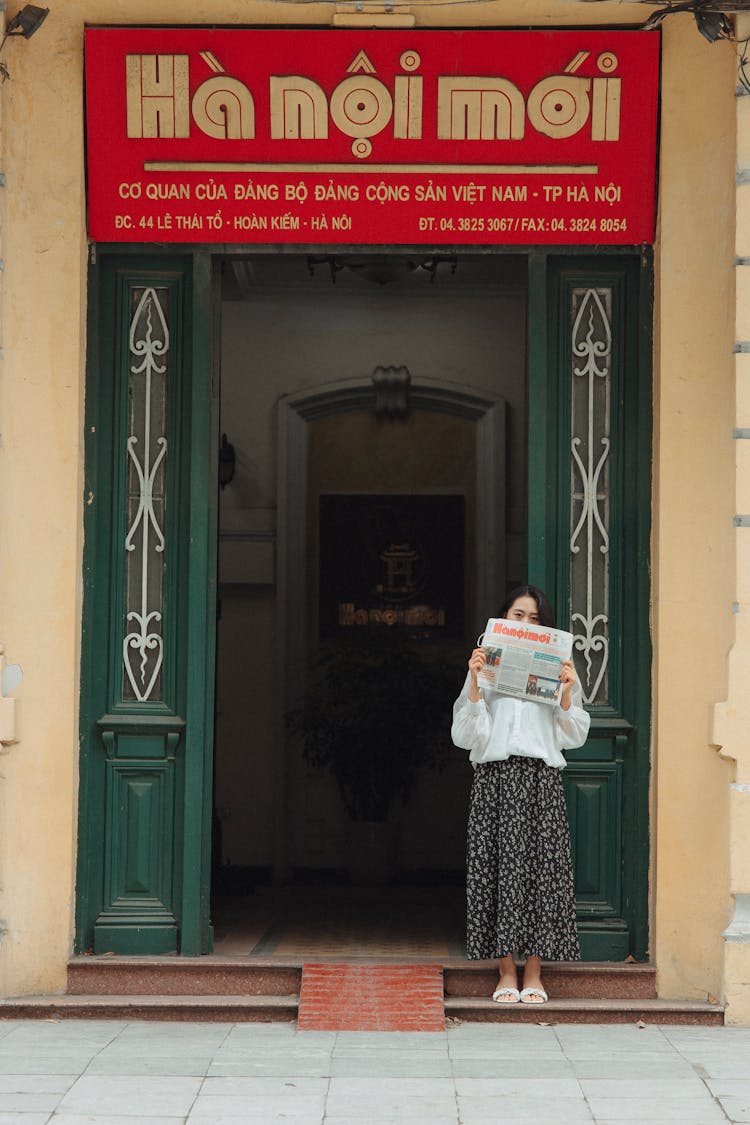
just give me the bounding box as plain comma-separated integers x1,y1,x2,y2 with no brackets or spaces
84,28,660,246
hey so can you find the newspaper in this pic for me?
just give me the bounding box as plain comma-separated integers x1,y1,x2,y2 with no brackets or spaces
477,618,573,705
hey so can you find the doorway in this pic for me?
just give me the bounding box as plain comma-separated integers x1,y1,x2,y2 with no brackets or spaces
211,253,526,951
76,247,651,963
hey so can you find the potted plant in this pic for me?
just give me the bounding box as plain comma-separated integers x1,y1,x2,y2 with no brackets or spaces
290,634,458,882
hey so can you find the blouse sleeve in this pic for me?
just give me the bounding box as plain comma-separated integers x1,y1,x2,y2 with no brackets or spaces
451,672,492,754
553,679,590,750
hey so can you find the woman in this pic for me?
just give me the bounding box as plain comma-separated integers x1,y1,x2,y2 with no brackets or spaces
451,585,590,1004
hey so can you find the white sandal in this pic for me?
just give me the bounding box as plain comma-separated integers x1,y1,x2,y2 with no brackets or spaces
519,987,548,1005
492,986,520,1004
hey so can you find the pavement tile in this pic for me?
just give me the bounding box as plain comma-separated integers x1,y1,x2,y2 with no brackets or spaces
201,1076,328,1095
0,1033,112,1055
579,1078,710,1099
450,1026,558,1045
674,1049,750,1065
84,1053,212,1076
0,1115,51,1125
323,1098,458,1119
449,1024,557,1038
207,1057,333,1077
694,1063,750,1080
0,1091,61,1113
447,1031,562,1058
111,1029,230,1049
717,1097,750,1123
662,1027,750,1044
323,1118,458,1124
327,1076,454,1095
448,1043,566,1060
707,1079,750,1096
454,1076,582,1097
679,1043,750,1056
90,1045,219,1060
188,1094,326,1118
333,1031,448,1050
221,1031,335,1050
0,1023,123,1047
56,1075,202,1117
460,1118,590,1125
451,1056,575,1078
457,1097,593,1121
50,1118,186,1125
0,1056,95,1075
555,1029,674,1054
586,1099,726,1121
329,1054,453,1077
212,1043,334,1058
570,1057,697,1079
114,1021,233,1036
0,1074,75,1093
189,1119,323,1125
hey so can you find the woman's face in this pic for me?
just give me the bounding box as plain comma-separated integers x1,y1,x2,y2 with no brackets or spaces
505,595,540,624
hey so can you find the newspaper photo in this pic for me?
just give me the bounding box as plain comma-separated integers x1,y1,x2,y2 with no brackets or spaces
477,618,574,706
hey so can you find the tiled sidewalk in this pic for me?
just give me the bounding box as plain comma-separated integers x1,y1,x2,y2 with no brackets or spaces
0,1017,749,1123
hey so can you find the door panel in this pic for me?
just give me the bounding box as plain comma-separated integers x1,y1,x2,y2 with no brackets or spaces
528,253,651,961
76,254,216,955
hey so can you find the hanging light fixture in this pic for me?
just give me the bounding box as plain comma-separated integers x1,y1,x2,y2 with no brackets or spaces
0,5,49,81
5,5,49,39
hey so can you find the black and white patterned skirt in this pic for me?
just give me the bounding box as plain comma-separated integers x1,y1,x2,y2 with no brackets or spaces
466,756,580,961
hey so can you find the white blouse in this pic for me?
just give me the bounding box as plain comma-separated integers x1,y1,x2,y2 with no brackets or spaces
451,673,590,769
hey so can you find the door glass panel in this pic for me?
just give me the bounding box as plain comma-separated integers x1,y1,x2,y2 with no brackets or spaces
122,286,169,703
570,286,611,706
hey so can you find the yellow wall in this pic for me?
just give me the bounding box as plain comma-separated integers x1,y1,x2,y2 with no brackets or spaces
715,11,750,1025
653,17,736,1004
0,0,742,1008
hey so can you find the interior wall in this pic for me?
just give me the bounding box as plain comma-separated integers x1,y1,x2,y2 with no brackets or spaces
215,257,527,871
299,409,476,873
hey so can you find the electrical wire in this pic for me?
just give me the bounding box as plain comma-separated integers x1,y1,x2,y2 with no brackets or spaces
738,33,750,89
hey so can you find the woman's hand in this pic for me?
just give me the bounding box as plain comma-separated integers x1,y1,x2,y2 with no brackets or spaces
468,648,486,702
558,659,578,711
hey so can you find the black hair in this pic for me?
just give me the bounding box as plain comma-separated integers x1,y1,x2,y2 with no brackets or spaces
499,584,556,628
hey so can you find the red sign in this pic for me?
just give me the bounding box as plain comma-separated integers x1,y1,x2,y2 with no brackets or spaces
85,28,659,246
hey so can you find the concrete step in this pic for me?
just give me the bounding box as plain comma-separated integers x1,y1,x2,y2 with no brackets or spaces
0,992,723,1026
0,993,297,1022
26,957,719,1026
67,957,300,997
67,956,656,1000
444,960,658,1000
446,996,725,1025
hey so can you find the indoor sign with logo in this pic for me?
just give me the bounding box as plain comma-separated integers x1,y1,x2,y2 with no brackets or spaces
84,28,659,246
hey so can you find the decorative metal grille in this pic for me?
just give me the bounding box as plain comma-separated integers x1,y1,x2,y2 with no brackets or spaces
570,287,611,706
122,287,169,702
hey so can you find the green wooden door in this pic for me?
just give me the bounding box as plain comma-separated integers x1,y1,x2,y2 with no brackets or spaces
76,252,217,955
528,252,651,961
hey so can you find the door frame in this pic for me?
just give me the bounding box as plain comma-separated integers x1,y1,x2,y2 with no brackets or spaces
76,243,651,959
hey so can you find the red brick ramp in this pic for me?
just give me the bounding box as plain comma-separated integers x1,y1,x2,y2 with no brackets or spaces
297,963,445,1031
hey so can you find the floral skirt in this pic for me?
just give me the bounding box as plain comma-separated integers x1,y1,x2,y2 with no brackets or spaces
466,756,580,961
